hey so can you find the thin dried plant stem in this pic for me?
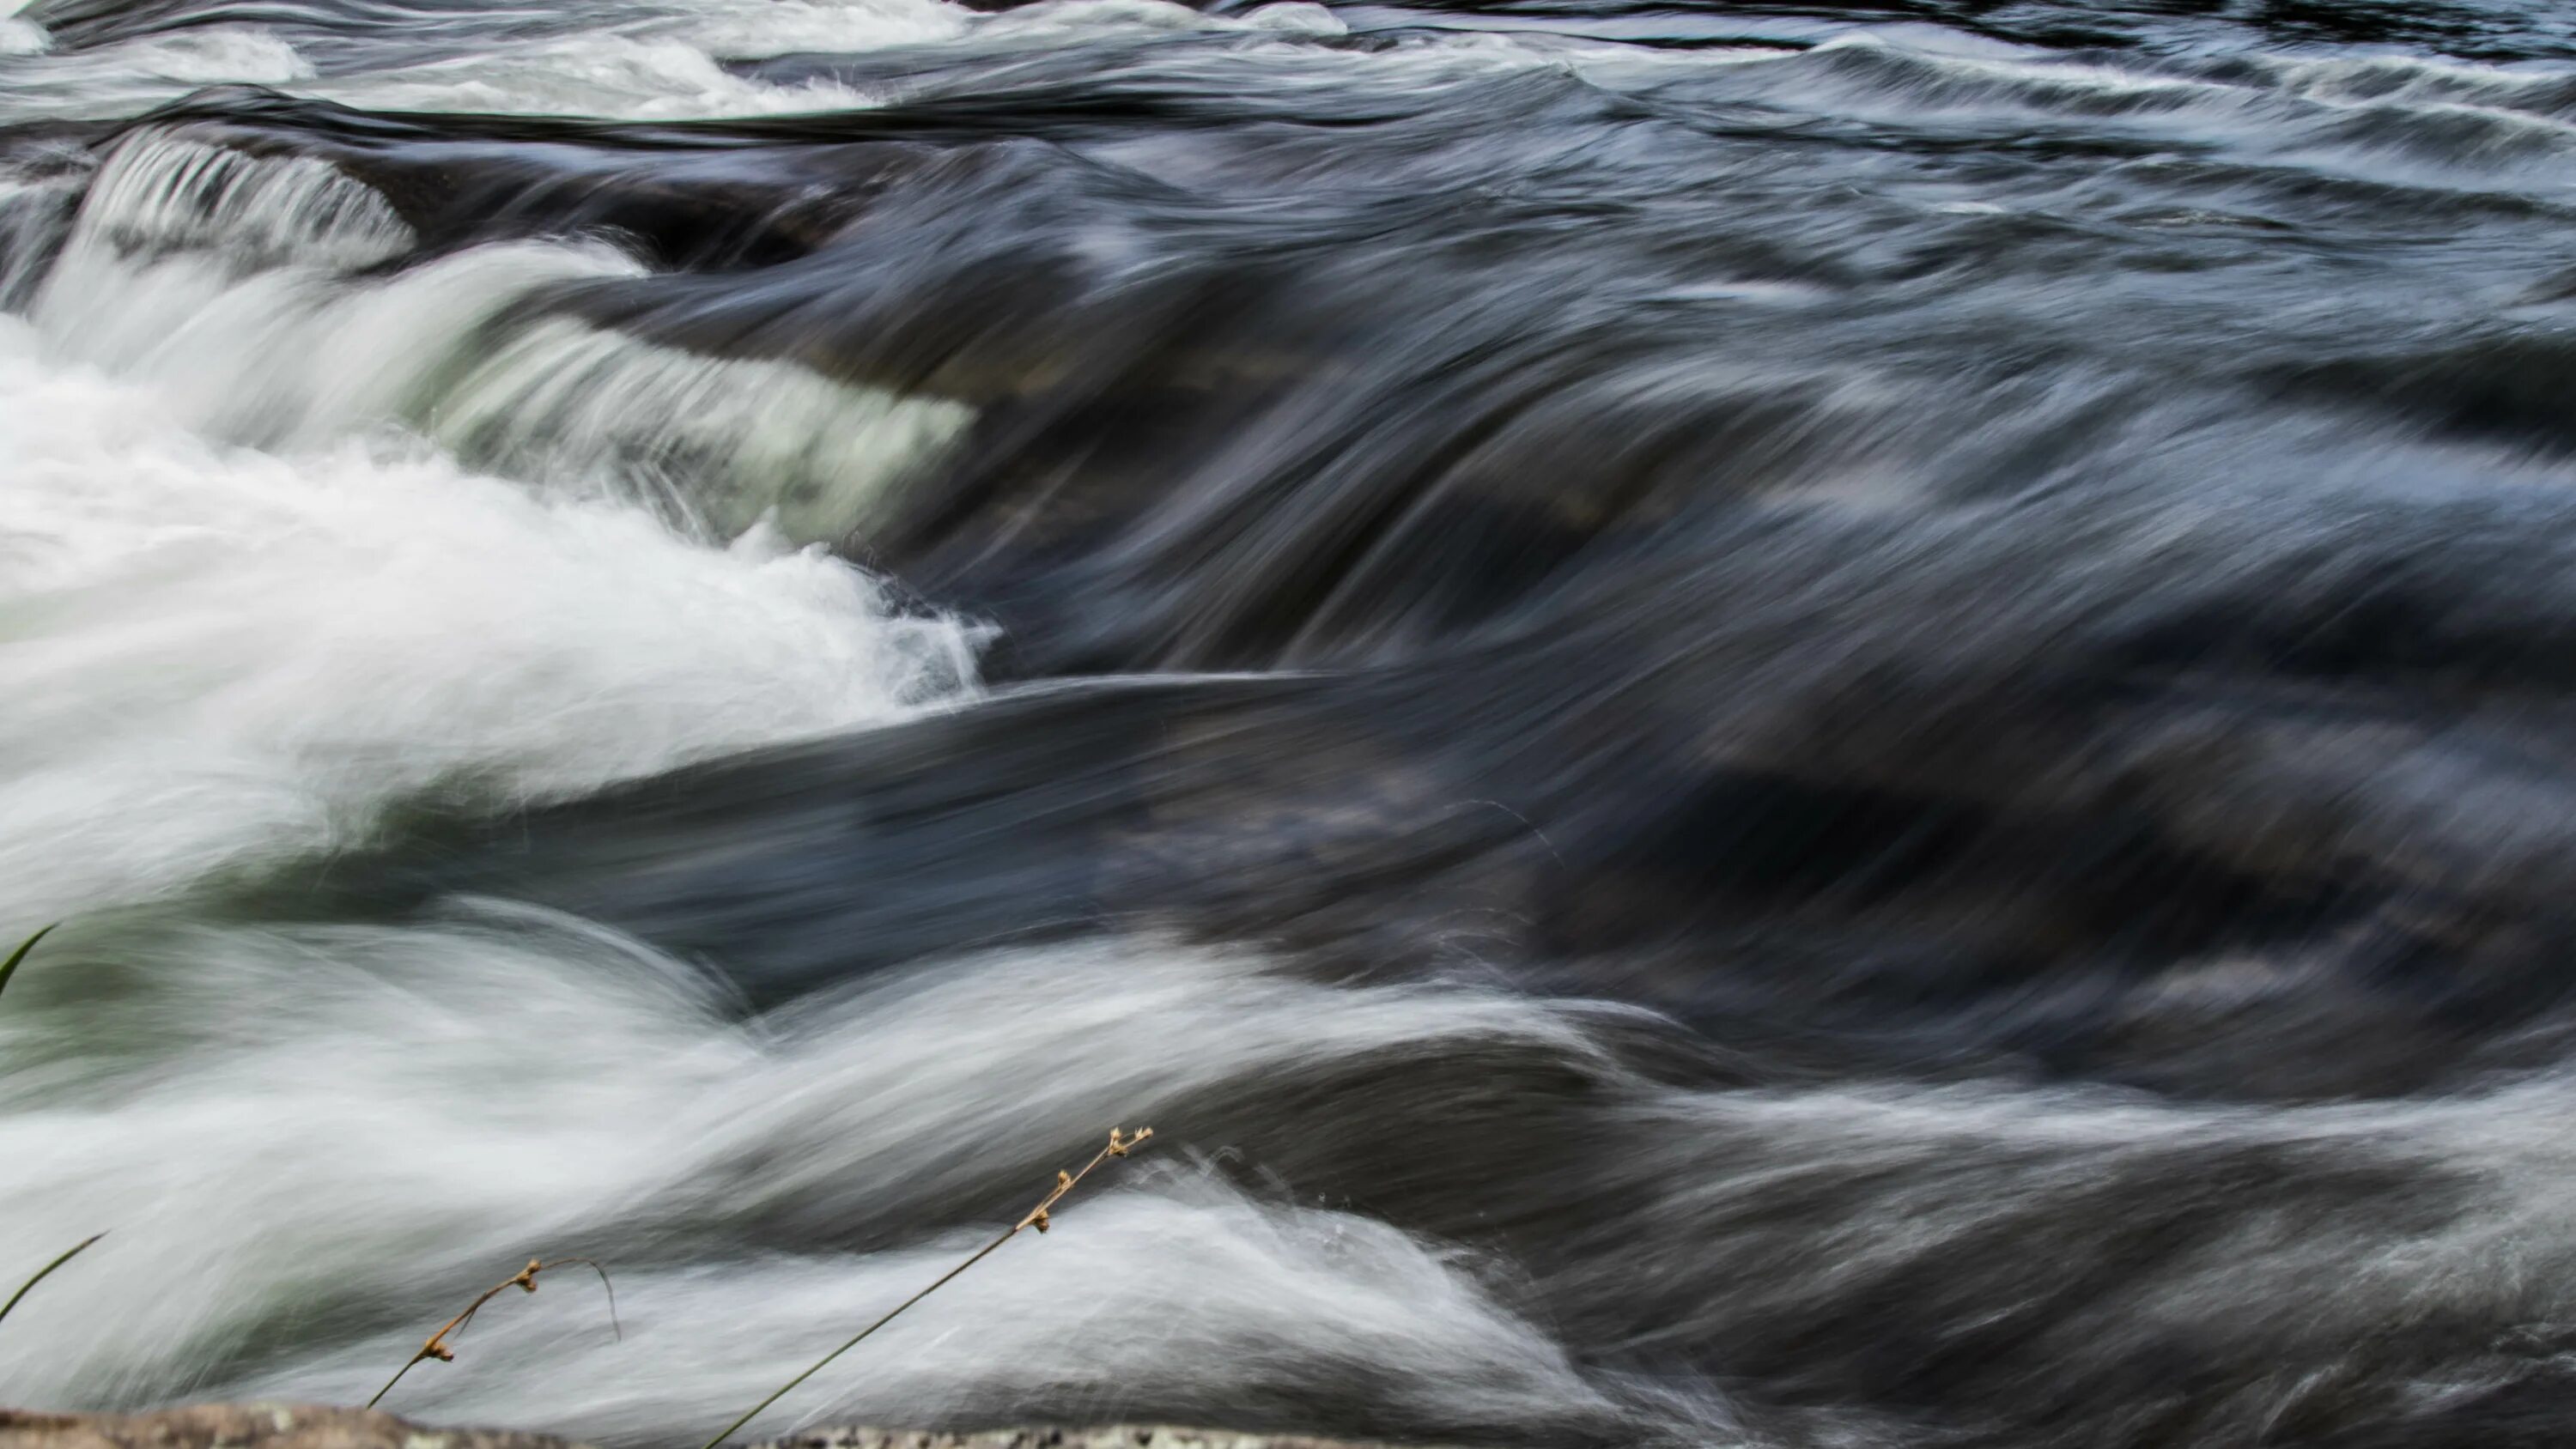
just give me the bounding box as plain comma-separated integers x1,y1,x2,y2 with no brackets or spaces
697,1125,1155,1449
0,936,94,1337
0,1233,104,1331
368,1257,620,1410
0,923,58,1002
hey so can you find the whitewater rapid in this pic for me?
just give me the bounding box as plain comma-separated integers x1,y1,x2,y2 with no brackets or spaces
15,0,2576,1446
0,13,1595,1438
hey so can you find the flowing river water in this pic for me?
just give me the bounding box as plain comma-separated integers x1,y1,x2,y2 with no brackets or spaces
8,2,2576,1446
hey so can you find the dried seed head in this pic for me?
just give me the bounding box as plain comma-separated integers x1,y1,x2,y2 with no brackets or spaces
370,1257,617,1412
693,1125,1156,1449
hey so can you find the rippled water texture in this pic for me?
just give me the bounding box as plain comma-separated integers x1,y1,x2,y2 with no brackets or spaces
9,2,2576,1446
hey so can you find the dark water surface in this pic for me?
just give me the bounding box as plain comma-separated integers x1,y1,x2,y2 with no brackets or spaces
7,2,2576,1446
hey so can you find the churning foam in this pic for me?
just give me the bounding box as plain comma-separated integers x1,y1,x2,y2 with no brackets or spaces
0,27,314,123
0,0,920,122
0,294,978,922
0,0,1388,125
300,33,890,118
0,931,1633,1443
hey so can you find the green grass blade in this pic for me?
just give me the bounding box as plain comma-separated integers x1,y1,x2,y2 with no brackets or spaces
0,924,58,1003
0,1234,105,1331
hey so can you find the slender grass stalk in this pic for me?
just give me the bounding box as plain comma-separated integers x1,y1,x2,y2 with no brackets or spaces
696,1125,1155,1449
0,924,57,1002
0,927,103,1339
368,1257,620,1410
0,1234,105,1333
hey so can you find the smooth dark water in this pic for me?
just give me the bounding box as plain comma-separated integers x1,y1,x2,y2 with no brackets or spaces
8,3,2576,1446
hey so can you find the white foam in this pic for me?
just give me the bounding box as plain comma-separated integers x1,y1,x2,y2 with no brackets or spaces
0,0,924,123
0,26,314,122
290,0,971,118
0,318,978,921
0,931,1628,1441
2270,52,2574,112
65,130,414,270
675,0,969,58
302,34,888,118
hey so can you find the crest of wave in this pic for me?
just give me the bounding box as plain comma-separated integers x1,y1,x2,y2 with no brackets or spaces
26,130,975,545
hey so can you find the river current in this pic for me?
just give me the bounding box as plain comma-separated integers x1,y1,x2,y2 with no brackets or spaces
7,2,2576,1446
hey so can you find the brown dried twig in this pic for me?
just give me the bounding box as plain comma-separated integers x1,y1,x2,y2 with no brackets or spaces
697,1125,1155,1449
367,1257,620,1410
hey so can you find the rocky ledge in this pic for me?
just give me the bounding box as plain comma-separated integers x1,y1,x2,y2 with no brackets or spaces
0,1407,1399,1449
